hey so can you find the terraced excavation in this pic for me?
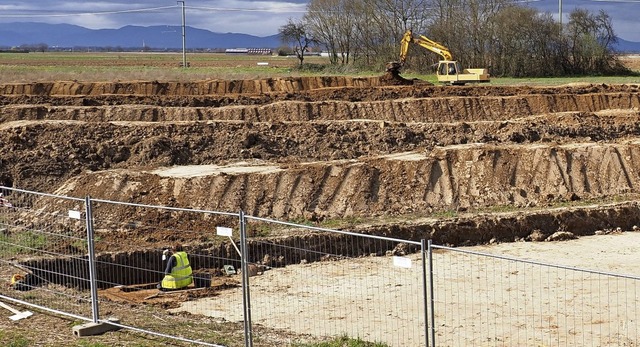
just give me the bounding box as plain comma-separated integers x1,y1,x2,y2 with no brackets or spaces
3,71,640,347
1,77,640,249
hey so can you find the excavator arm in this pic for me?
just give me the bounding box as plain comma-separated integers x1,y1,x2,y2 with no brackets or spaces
399,30,453,63
387,29,453,73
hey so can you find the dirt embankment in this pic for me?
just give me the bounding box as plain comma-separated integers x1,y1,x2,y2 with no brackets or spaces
2,76,640,247
0,76,406,96
45,140,640,221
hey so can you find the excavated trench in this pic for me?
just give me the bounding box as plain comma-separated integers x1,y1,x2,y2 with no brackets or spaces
3,76,640,288
15,201,640,288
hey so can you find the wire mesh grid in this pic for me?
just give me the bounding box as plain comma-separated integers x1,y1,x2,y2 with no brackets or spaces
0,187,92,317
89,198,241,346
7,184,639,347
243,217,427,347
429,245,640,347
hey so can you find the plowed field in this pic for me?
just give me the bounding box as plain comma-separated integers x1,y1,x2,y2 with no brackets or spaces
2,76,640,248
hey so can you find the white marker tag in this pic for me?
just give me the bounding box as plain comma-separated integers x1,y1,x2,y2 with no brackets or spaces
393,256,412,269
216,226,233,237
68,210,82,220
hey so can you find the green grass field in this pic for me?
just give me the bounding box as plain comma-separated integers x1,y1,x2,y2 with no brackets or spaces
0,51,638,85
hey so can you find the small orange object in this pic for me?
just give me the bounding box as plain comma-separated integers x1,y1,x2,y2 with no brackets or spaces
10,274,25,286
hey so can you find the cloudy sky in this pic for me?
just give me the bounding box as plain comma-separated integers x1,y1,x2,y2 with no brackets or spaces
0,0,638,41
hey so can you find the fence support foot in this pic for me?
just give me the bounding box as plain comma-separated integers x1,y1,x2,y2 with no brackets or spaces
72,317,120,337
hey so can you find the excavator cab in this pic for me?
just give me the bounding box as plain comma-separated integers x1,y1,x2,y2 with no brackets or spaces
438,61,461,76
436,60,490,85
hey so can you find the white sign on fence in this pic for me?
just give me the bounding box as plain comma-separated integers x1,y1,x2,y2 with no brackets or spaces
68,210,82,220
216,226,233,237
393,256,412,269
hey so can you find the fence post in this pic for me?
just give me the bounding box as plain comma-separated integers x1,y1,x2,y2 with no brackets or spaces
421,239,429,347
84,196,100,323
239,210,253,347
427,239,435,346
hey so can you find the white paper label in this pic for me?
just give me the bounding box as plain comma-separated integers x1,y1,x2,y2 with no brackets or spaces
68,210,82,220
216,226,233,237
393,256,412,269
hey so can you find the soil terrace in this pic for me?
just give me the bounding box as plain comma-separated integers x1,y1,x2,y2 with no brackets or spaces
1,76,640,249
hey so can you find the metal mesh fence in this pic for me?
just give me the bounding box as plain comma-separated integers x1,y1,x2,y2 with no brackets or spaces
0,187,92,320
429,244,640,347
243,216,428,347
5,184,640,347
89,198,241,346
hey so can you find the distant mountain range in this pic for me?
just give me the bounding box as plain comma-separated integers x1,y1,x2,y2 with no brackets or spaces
0,22,280,50
614,38,640,53
0,22,639,52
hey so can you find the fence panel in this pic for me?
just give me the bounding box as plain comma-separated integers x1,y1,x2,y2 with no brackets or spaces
429,245,640,347
89,198,242,346
9,182,640,347
241,216,428,347
0,187,92,320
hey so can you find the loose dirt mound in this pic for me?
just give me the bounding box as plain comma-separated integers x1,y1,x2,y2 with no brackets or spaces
2,76,640,248
99,276,239,308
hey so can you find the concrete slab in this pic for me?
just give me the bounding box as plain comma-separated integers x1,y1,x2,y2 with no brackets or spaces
72,317,121,337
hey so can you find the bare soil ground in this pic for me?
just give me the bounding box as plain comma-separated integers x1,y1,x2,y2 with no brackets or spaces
170,232,640,347
1,54,640,345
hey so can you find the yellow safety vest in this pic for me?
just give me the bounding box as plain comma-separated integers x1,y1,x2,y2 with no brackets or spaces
161,251,193,289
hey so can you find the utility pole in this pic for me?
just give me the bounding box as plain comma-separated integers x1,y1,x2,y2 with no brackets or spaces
559,0,563,28
178,1,187,68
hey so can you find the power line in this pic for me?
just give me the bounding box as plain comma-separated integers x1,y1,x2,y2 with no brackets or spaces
0,6,178,18
588,0,640,2
0,0,635,20
0,4,309,21
0,4,309,19
529,0,639,2
186,5,308,14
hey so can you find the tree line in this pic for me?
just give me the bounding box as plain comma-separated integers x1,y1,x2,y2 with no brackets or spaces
280,0,631,77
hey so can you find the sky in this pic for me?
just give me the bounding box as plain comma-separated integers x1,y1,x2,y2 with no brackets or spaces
0,0,638,41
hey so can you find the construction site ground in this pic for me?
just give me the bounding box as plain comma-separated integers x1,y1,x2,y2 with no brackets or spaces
1,53,640,346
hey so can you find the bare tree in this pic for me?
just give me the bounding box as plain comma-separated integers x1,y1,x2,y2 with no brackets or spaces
306,0,433,68
355,0,433,69
300,0,628,76
485,6,625,76
489,6,564,76
334,0,359,64
305,0,363,65
305,0,341,64
279,19,317,66
427,0,514,70
565,9,618,74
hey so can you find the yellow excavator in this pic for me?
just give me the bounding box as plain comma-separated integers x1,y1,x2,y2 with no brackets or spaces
387,30,490,85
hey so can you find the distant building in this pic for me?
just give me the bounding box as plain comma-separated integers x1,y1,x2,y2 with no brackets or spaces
225,48,248,54
225,48,272,55
248,48,272,55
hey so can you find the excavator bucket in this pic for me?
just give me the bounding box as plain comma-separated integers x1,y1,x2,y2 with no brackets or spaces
386,61,402,73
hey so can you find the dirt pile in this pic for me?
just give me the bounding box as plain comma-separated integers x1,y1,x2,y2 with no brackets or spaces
2,76,640,247
379,70,419,85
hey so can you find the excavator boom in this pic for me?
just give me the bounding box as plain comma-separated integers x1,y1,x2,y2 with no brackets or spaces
399,30,453,63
